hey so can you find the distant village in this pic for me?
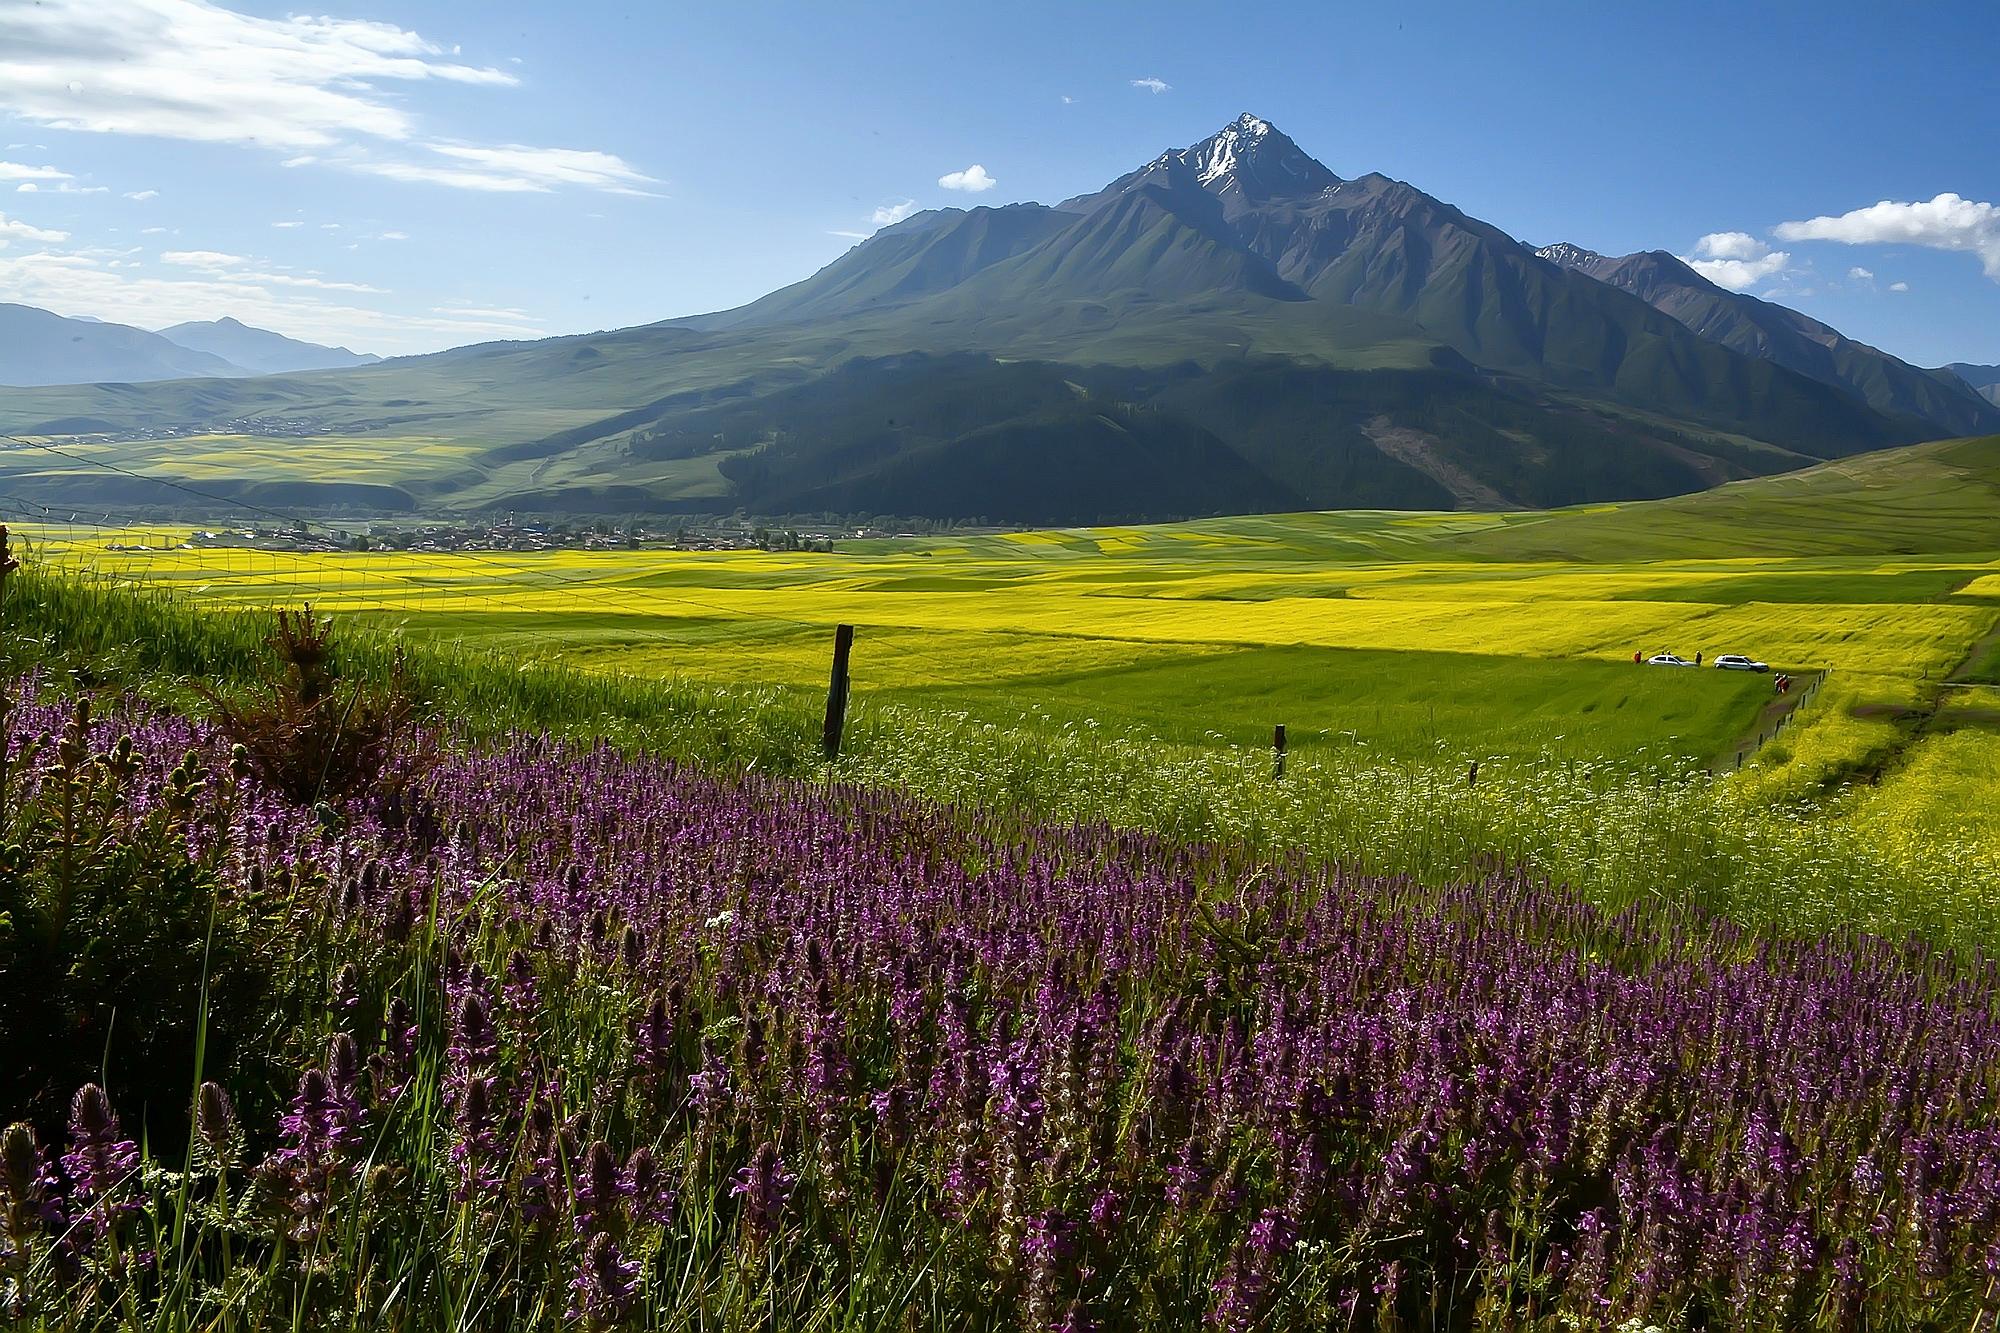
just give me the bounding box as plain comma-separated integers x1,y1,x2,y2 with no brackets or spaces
103,516,939,556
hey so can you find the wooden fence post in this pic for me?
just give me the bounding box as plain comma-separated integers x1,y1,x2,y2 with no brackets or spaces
1272,724,1287,780
822,623,854,763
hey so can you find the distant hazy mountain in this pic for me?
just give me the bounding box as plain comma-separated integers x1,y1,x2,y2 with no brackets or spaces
1947,364,2000,407
0,115,1973,520
0,303,243,387
157,316,379,375
1536,244,2000,438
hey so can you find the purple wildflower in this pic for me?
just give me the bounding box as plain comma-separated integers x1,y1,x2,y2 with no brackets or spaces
730,1142,795,1248
569,1229,639,1324
61,1085,139,1243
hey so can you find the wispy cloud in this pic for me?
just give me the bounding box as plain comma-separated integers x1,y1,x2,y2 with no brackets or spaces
0,0,653,196
272,220,304,228
17,181,109,195
1131,77,1171,94
1889,280,1910,292
0,244,536,351
0,212,70,245
1680,231,1791,291
827,230,869,240
871,199,918,226
0,0,508,147
419,143,658,195
938,164,996,193
123,189,157,201
1775,193,2000,281
160,247,385,292
1847,266,1874,282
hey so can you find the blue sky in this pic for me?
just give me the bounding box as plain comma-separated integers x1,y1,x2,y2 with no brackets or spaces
0,0,1995,365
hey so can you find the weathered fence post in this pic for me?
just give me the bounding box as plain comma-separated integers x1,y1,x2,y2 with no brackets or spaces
1272,724,1287,780
822,623,854,763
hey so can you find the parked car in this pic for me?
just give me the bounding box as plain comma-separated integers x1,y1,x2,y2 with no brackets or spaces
1713,654,1770,672
1647,653,1695,667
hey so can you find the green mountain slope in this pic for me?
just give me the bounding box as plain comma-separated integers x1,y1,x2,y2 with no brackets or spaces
0,114,1964,522
1540,246,2000,437
1447,434,2000,561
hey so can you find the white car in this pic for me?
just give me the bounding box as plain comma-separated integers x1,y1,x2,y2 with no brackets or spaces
1647,653,1695,667
1712,654,1769,673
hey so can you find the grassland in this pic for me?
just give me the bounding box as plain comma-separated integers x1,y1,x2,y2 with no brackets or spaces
8,436,1998,942
27,527,1961,767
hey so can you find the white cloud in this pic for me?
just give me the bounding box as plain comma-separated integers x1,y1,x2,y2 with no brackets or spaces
0,0,510,148
1678,232,1793,291
938,164,996,193
344,144,657,195
160,248,248,267
17,181,108,194
0,243,537,352
321,222,341,229
1061,95,1075,105
0,0,652,195
139,225,168,234
1890,280,1910,292
272,219,303,228
0,161,71,182
349,159,544,193
159,247,385,292
1685,252,1792,291
0,212,70,245
377,230,408,241
827,230,869,240
1691,231,1768,262
1131,77,1171,94
871,199,918,226
430,303,538,323
417,143,657,194
1847,266,1874,282
1775,193,2000,280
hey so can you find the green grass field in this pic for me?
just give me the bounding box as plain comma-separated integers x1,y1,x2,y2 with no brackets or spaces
11,435,1999,929
4,441,1997,950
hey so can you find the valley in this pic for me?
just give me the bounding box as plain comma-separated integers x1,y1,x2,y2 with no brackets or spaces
4,17,2000,1325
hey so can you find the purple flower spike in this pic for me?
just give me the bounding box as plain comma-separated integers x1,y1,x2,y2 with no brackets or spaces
61,1085,139,1242
569,1229,639,1324
730,1142,795,1248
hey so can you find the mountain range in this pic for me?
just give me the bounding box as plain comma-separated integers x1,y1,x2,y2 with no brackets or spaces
0,113,1993,520
0,305,376,387
1947,364,2000,407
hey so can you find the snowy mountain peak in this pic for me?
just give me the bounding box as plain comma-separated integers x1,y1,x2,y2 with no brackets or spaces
1535,242,1604,268
1176,113,1338,199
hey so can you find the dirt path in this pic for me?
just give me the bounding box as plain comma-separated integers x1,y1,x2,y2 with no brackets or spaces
1711,670,1825,772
